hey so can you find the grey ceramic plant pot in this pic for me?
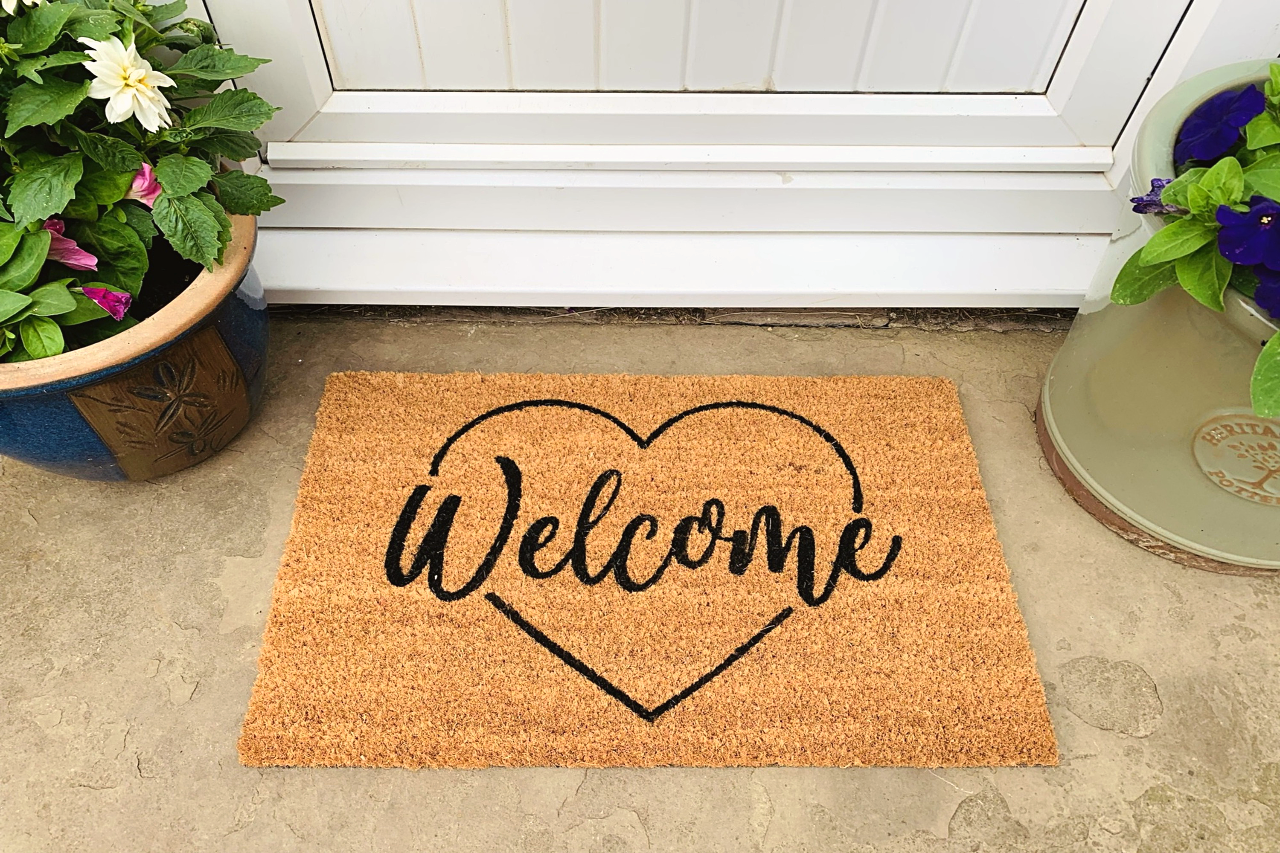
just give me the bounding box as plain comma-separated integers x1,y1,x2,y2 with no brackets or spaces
1039,60,1280,575
0,216,267,481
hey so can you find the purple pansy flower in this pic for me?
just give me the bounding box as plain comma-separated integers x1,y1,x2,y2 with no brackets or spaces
1255,267,1280,320
1216,196,1280,271
1130,177,1182,214
1174,84,1266,164
81,286,131,321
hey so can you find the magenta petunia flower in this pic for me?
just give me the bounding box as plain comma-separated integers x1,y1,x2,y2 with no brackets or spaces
81,286,132,321
125,162,162,207
43,219,99,271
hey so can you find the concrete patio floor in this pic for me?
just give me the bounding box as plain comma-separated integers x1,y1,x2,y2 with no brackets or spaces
3,313,1278,852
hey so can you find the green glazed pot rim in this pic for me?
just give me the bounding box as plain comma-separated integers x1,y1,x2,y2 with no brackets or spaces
0,215,256,393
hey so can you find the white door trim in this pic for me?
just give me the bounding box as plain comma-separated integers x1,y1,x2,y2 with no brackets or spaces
264,142,1114,172
255,230,1109,308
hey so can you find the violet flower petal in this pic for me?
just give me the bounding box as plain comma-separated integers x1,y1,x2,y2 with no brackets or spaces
1175,85,1266,164
1253,269,1280,320
1131,177,1181,214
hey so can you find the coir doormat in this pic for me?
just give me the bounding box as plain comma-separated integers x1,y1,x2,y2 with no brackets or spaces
239,372,1057,768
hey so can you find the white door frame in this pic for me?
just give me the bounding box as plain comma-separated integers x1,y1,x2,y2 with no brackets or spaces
202,0,1280,307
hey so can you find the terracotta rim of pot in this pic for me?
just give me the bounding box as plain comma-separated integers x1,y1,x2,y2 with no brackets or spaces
0,214,256,393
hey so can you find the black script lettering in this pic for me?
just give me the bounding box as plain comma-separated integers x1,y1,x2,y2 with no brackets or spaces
666,499,726,569
519,516,562,578
606,514,664,592
553,469,622,585
383,455,523,601
385,458,902,607
726,506,814,578
834,518,902,582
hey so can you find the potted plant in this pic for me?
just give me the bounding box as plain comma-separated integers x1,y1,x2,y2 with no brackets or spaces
0,0,281,481
1039,60,1280,575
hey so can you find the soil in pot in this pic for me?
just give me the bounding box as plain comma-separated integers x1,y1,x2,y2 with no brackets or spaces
131,238,203,322
58,237,203,352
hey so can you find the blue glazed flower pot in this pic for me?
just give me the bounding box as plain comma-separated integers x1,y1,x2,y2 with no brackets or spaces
0,216,267,481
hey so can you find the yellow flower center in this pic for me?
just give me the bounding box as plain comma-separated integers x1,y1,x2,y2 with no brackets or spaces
120,67,146,90
1262,214,1275,227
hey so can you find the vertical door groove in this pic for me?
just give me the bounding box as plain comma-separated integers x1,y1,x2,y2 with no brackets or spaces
942,0,980,91
854,0,884,91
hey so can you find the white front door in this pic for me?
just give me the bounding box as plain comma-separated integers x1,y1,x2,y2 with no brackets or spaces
203,0,1280,306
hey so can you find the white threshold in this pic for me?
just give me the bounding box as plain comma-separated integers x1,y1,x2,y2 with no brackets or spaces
256,229,1106,308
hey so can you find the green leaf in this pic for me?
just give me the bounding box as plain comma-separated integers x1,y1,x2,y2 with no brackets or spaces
182,89,279,132
65,6,119,40
0,290,32,324
193,190,231,263
1186,183,1214,215
1230,264,1260,298
153,153,213,198
27,280,77,316
8,153,84,228
165,43,269,81
67,216,148,295
0,223,24,266
76,162,135,206
153,193,221,268
1268,64,1280,103
1252,334,1280,418
1245,111,1280,150
1111,248,1179,305
63,193,99,221
1197,156,1245,205
1160,169,1207,209
8,3,78,55
68,126,143,173
1140,218,1218,265
210,171,282,216
5,78,90,137
0,230,51,292
147,0,187,24
1174,243,1232,311
14,51,95,84
1244,152,1280,199
119,200,157,248
186,128,262,161
19,315,64,359
107,0,159,33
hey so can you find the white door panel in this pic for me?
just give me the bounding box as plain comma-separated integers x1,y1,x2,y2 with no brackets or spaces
414,0,509,90
305,0,1090,93
599,0,687,91
200,0,1280,305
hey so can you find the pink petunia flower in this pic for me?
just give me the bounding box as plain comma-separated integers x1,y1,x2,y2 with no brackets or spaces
125,162,162,207
43,219,98,271
81,286,132,322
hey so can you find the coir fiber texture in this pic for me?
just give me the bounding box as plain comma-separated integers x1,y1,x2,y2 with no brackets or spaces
239,372,1058,768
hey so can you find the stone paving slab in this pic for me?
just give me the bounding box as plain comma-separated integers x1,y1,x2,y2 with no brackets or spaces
1,317,1277,852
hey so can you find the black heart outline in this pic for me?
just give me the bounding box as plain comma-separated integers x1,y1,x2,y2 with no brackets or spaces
422,398,867,723
431,399,863,513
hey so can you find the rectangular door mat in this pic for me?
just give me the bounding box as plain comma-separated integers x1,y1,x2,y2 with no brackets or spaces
239,373,1057,768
